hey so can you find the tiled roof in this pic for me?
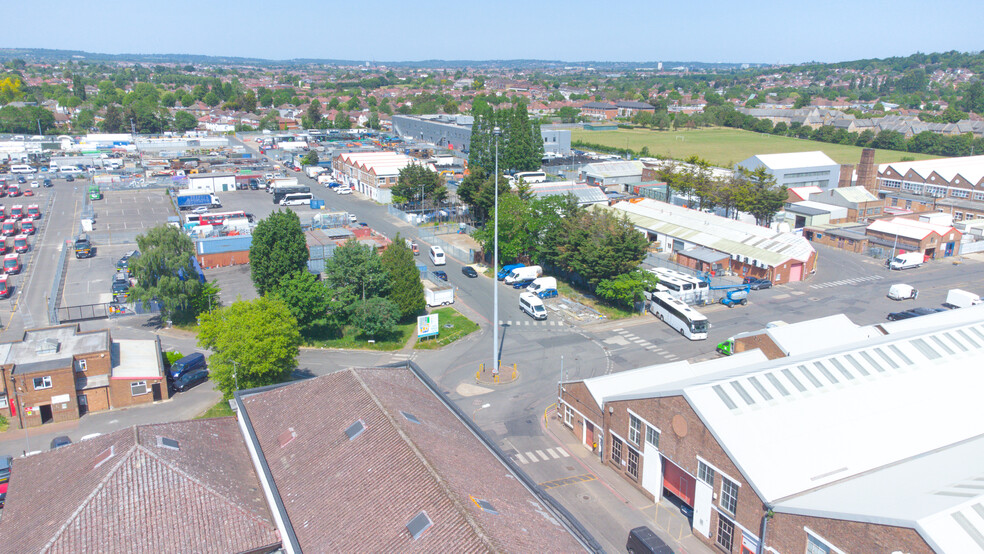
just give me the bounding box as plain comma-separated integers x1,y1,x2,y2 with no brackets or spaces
0,419,279,553
239,367,585,553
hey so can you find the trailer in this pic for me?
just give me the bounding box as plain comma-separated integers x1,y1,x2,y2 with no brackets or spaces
177,193,220,210
423,278,454,307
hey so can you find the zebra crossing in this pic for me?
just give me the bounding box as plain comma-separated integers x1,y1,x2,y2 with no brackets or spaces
390,352,415,363
612,328,679,360
809,274,884,290
513,447,571,465
499,319,565,328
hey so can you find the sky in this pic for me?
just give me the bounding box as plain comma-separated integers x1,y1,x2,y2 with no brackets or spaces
4,0,983,65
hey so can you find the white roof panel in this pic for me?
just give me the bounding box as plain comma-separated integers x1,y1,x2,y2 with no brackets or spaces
748,151,838,170
765,314,877,356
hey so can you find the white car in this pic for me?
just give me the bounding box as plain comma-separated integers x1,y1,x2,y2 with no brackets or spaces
192,206,209,214
30,181,39,188
337,187,352,195
349,213,357,223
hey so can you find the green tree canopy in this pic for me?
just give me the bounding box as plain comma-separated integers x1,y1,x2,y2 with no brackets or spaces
380,235,425,320
351,296,400,339
324,240,389,313
301,150,319,166
173,110,198,132
128,225,202,321
270,270,334,338
198,297,301,399
392,164,447,206
595,270,661,311
249,210,309,296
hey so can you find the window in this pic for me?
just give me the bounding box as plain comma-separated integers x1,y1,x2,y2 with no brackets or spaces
627,448,639,480
564,405,573,427
611,436,623,465
697,460,715,486
77,359,87,372
716,516,735,551
628,415,641,445
806,534,832,554
33,376,52,390
130,381,148,396
646,426,660,448
720,477,739,515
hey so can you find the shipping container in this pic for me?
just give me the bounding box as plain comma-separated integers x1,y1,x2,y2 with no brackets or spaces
195,235,253,255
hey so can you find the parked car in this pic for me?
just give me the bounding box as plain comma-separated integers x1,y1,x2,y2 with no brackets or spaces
65,175,75,182
0,455,11,485
743,277,772,290
511,278,536,289
887,307,946,321
116,250,140,271
50,436,72,449
169,352,207,380
42,178,52,188
349,213,358,223
170,368,209,392
29,181,38,188
433,270,448,281
16,176,25,184
626,526,673,554
461,266,478,278
192,206,209,214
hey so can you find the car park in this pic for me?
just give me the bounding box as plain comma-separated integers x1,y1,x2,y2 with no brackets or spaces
743,277,772,290
50,436,72,449
170,368,209,392
461,266,478,278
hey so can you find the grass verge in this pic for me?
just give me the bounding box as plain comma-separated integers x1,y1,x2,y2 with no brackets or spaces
414,307,480,350
307,321,417,351
196,400,234,419
555,281,640,321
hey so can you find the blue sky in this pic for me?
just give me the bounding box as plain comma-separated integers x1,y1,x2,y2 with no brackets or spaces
4,0,982,64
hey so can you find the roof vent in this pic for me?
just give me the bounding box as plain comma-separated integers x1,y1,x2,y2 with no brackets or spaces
406,510,433,540
35,338,60,355
400,411,420,424
344,420,366,441
470,496,499,515
93,445,115,469
157,437,180,450
278,428,296,448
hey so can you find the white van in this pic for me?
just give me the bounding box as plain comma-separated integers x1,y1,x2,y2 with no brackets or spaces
889,252,923,270
429,245,446,266
888,284,917,301
9,164,35,174
526,276,557,296
519,292,547,320
504,265,542,285
60,166,83,174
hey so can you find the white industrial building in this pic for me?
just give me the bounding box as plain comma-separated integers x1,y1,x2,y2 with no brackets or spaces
331,151,425,204
187,173,237,193
737,151,841,190
580,160,645,190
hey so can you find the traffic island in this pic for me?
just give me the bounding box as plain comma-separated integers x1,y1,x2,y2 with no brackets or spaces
476,362,519,385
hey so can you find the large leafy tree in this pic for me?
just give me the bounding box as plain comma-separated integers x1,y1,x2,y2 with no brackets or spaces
324,240,389,313
392,165,446,207
270,270,333,338
472,194,534,263
737,167,787,226
128,225,202,321
351,296,401,339
173,110,198,132
595,270,661,311
249,210,309,296
198,297,301,399
380,235,425,320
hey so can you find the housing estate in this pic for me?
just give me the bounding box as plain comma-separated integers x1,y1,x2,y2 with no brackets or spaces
559,307,984,554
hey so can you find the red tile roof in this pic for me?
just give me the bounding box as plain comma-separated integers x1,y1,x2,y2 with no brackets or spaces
0,419,280,553
240,367,586,552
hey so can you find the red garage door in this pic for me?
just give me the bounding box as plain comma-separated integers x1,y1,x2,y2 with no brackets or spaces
789,263,804,282
662,458,695,506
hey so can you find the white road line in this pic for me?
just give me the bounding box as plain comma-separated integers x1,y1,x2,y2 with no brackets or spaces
526,451,537,462
515,453,528,464
557,448,570,457
536,450,549,461
548,448,560,459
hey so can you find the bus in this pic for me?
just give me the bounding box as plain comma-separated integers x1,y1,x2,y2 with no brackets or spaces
271,185,311,204
199,211,247,226
509,171,547,185
647,270,700,304
650,267,708,304
279,192,314,206
649,291,708,340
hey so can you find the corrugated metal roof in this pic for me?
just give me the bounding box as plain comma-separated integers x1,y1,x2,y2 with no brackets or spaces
878,155,984,186
582,160,645,179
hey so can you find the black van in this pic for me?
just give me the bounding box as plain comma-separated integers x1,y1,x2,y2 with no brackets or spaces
169,352,206,380
626,526,673,554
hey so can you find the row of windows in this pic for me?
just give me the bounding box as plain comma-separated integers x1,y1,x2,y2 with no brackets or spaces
697,460,739,515
32,375,149,396
882,179,982,199
784,170,830,179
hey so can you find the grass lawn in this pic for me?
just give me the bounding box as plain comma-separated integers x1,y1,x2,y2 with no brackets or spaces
573,127,940,168
307,321,417,351
196,399,234,419
555,281,640,321
414,307,480,350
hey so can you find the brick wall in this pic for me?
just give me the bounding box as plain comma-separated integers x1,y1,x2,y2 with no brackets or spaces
109,377,165,409
81,387,110,413
767,511,933,554
806,230,869,254
559,381,604,451
11,367,79,428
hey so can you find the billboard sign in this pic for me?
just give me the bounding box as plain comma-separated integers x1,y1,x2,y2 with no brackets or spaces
417,314,439,338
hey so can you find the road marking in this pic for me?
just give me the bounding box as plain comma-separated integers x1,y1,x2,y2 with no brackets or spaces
525,451,537,462
810,274,884,289
515,452,528,464
536,449,549,461
539,473,597,490
557,448,570,457
548,448,560,459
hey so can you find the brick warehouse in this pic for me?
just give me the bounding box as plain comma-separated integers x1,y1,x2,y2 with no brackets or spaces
0,325,168,429
559,308,984,553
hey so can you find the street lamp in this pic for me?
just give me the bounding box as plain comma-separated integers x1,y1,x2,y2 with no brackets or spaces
232,360,239,392
492,126,502,375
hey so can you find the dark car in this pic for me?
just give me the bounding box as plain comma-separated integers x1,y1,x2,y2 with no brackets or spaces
73,233,92,259
170,368,209,392
65,175,75,182
50,436,72,450
116,250,140,271
16,176,25,184
0,455,11,485
626,526,673,554
887,307,946,321
512,278,536,289
249,178,260,190
461,266,479,278
433,270,448,281
743,277,772,290
42,178,52,188
169,352,207,380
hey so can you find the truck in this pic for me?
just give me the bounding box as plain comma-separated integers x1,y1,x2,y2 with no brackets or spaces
317,174,333,186
888,251,923,270
526,276,558,298
306,166,326,179
177,193,221,210
422,278,454,307
944,289,982,309
504,265,542,285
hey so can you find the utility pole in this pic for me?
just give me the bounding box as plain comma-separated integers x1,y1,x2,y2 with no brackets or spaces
492,126,502,374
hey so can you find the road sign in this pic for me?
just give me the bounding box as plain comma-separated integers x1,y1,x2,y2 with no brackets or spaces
417,313,439,338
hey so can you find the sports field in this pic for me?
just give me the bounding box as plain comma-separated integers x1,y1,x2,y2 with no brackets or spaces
572,127,939,167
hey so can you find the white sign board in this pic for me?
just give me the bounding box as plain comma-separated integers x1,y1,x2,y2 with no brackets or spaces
417,314,439,338
51,394,71,404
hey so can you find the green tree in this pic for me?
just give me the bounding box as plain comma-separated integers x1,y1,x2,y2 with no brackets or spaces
595,270,661,311
102,104,124,132
392,164,447,207
197,297,301,399
301,150,319,166
351,296,400,339
270,270,332,338
74,109,95,131
306,99,322,126
324,240,389,311
173,110,198,132
71,74,86,101
249,210,309,296
380,236,425,320
203,91,220,107
738,167,787,226
472,194,534,262
128,225,202,321
333,111,350,129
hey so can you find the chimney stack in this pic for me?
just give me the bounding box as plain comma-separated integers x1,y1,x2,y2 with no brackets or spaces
856,148,877,194
838,164,855,188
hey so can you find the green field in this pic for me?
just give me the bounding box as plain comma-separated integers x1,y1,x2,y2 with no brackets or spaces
572,127,939,168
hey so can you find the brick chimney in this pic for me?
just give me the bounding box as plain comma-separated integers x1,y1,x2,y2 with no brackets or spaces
838,164,855,188
856,148,877,194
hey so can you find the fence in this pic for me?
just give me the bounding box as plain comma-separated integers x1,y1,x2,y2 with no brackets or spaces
426,234,475,264
47,239,71,325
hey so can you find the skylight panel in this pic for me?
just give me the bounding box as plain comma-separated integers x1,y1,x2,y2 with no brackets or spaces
747,376,772,401
930,336,955,356
780,368,806,392
959,328,981,347
859,351,886,372
813,361,839,384
844,354,870,376
730,381,755,405
712,385,738,410
873,347,900,369
911,339,941,360
828,358,855,380
943,332,968,352
345,420,366,441
765,373,790,396
797,365,823,388
888,344,913,365
406,511,433,540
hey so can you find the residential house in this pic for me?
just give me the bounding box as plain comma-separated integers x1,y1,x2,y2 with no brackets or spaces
580,102,618,120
